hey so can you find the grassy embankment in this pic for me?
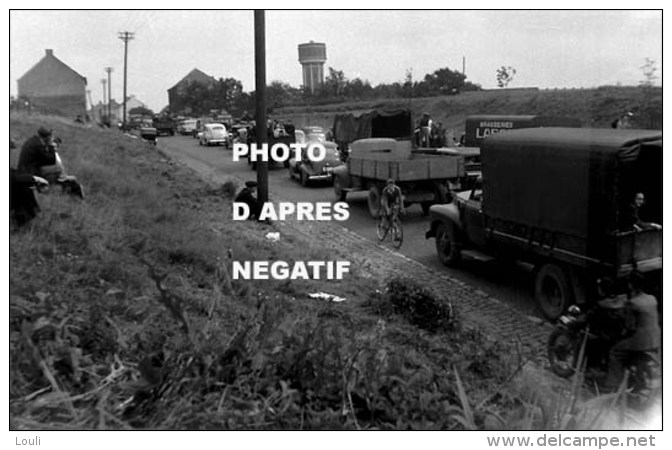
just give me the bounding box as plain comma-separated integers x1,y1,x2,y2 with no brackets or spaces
276,85,662,134
9,112,657,430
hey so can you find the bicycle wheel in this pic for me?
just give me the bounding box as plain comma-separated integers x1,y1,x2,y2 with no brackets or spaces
376,215,389,241
391,219,403,248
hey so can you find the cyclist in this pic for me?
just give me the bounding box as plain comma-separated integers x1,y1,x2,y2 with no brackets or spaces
380,178,405,226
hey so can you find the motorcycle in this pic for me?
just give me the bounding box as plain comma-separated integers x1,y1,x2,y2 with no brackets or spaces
547,304,658,394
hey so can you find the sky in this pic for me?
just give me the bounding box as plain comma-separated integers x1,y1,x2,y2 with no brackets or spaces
7,8,663,113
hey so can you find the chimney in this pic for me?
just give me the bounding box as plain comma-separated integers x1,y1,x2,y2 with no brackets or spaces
45,49,54,57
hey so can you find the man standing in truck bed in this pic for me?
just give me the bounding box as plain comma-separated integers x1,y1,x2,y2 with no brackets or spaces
419,112,432,147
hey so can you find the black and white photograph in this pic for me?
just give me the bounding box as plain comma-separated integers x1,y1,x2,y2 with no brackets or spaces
7,6,664,447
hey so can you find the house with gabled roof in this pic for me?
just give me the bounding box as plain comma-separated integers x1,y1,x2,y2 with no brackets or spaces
167,68,217,115
17,49,87,118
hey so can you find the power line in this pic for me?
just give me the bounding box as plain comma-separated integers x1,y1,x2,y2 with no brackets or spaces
118,31,135,127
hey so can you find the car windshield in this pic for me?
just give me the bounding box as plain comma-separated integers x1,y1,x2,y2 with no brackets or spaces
305,133,326,143
211,125,224,131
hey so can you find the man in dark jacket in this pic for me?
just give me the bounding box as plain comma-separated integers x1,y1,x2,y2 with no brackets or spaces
18,127,56,176
603,273,660,390
234,181,262,220
10,168,49,226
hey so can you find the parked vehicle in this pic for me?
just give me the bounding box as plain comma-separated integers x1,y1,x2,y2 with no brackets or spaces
152,115,176,136
420,115,582,177
139,126,158,145
462,114,582,148
548,304,658,395
247,132,297,171
288,137,341,186
425,128,662,319
178,118,198,136
331,109,465,217
199,123,229,147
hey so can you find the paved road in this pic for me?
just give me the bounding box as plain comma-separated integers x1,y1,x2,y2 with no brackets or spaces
159,135,543,319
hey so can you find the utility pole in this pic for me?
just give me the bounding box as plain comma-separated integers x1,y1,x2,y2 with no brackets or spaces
86,90,93,118
462,56,466,76
101,79,107,122
254,11,268,203
118,31,135,129
105,67,113,126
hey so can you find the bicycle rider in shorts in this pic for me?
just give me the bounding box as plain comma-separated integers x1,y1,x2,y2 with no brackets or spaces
380,178,405,224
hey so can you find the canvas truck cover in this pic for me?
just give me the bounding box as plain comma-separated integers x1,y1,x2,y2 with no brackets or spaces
481,127,662,243
464,115,582,148
333,108,413,146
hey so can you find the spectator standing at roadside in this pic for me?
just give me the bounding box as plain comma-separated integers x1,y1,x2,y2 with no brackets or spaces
614,112,634,129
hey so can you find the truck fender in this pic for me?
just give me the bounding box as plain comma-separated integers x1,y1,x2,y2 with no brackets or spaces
425,203,462,239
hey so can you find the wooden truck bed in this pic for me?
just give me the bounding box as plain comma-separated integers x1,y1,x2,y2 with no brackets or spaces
349,153,464,182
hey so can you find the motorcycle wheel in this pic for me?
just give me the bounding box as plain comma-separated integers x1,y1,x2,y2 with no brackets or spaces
547,328,579,378
627,354,657,394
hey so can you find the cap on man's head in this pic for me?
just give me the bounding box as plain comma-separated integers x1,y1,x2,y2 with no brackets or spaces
387,178,395,185
37,126,52,138
245,181,258,188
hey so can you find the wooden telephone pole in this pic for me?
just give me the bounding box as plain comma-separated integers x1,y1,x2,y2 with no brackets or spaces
254,11,268,203
118,31,135,128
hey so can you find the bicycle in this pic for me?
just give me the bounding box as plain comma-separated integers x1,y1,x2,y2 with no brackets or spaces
376,206,404,248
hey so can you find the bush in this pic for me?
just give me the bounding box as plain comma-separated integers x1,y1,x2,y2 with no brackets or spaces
385,277,455,332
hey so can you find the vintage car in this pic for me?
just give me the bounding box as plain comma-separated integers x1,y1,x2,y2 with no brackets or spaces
288,134,342,186
178,118,198,136
199,123,229,147
139,126,158,145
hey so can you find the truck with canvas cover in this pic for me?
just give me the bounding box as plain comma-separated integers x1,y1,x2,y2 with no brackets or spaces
331,109,465,217
425,128,662,320
462,115,582,148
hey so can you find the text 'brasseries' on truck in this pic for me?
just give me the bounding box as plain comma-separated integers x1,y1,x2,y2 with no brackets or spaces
425,127,662,320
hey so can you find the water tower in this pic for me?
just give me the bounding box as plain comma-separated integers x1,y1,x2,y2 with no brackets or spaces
298,41,327,94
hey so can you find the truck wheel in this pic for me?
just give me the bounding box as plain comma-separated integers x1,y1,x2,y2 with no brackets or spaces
334,176,347,202
535,263,574,320
367,184,381,218
435,223,461,266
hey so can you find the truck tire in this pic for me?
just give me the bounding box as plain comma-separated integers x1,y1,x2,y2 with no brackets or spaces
535,263,574,320
334,176,347,202
435,223,461,266
367,184,381,218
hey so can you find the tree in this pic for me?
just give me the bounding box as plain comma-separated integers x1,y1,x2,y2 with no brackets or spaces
128,106,154,117
321,67,347,98
496,66,517,88
212,77,244,111
639,58,658,87
267,80,301,109
421,67,467,95
343,77,373,99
